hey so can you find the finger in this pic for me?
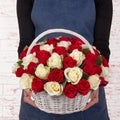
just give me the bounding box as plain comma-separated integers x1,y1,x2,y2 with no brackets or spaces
24,90,28,97
24,90,32,97
92,90,99,98
83,90,99,110
83,100,95,110
83,97,98,110
24,95,37,108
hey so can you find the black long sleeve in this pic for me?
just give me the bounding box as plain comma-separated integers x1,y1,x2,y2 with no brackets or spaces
17,0,113,60
17,0,35,55
94,0,113,61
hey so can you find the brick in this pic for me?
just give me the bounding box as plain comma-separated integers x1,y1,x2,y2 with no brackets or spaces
0,85,3,96
0,96,21,107
0,107,2,117
3,106,19,117
0,117,18,120
3,84,21,96
0,0,16,17
0,74,19,84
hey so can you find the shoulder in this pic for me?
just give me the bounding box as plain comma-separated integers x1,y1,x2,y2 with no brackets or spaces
94,0,112,6
17,0,34,6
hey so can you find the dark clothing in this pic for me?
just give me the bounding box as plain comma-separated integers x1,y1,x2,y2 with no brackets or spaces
17,0,113,60
17,0,113,120
31,0,96,44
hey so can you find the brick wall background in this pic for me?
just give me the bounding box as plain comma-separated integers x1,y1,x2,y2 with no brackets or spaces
0,0,120,120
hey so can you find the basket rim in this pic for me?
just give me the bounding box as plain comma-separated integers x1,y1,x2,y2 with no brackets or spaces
27,28,94,55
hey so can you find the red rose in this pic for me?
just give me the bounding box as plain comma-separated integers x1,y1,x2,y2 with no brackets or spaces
63,56,77,68
53,46,67,57
95,65,102,75
83,61,97,75
48,68,64,82
71,37,84,45
102,56,109,67
30,45,40,55
26,62,38,75
99,77,108,86
64,84,78,98
20,48,28,59
76,79,90,95
37,50,51,65
84,52,97,64
58,36,71,42
93,48,100,56
68,44,82,52
83,60,102,75
46,38,57,47
15,67,25,77
32,78,45,93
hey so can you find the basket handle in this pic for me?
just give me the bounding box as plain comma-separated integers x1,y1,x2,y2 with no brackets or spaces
27,29,94,55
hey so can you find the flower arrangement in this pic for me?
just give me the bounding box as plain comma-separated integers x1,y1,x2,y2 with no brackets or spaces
13,36,109,99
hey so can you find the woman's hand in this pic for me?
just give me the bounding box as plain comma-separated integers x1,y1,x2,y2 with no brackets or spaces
83,89,99,111
23,89,99,110
23,90,37,108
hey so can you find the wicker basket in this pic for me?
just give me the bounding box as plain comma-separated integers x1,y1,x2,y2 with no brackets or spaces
27,29,94,114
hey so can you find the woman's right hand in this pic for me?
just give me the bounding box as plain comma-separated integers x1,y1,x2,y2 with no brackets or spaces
23,90,37,108
83,89,99,111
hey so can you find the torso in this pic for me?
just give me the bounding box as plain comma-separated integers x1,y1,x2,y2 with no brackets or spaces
31,0,96,44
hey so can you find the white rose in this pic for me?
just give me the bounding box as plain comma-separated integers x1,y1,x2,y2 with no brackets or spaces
88,74,100,90
22,53,38,69
57,41,71,49
39,41,46,46
40,44,53,53
93,46,100,52
44,82,63,96
64,67,83,85
69,49,85,66
20,73,33,89
47,53,62,69
35,64,50,79
101,65,109,78
12,62,19,73
82,44,89,49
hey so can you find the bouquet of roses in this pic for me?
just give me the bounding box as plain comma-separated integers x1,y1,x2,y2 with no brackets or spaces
13,36,109,99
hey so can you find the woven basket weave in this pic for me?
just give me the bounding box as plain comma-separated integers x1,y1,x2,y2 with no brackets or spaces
32,91,91,114
27,29,94,114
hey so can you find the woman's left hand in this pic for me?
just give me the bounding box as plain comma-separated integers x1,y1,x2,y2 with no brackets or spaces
83,89,99,111
23,89,99,110
23,90,37,108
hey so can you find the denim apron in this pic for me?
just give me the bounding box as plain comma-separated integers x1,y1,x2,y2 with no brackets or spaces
19,0,110,119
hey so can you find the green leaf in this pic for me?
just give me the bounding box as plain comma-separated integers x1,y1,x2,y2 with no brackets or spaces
34,67,37,71
94,56,103,66
80,62,85,68
44,79,48,82
23,45,28,50
62,80,67,88
82,48,90,53
82,72,89,79
43,38,48,42
17,60,24,67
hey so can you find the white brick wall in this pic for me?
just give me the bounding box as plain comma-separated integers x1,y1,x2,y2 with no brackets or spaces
0,0,120,120
0,1,21,120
